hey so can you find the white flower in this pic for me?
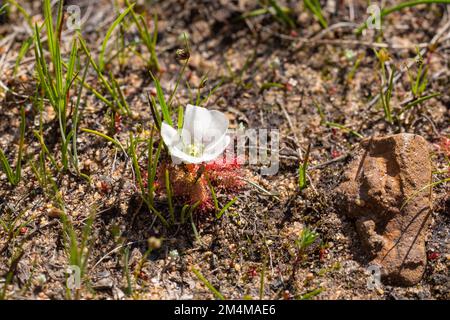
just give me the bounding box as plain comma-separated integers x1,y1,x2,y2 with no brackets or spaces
161,104,230,164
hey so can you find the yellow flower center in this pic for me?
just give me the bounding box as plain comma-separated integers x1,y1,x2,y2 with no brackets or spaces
185,143,204,157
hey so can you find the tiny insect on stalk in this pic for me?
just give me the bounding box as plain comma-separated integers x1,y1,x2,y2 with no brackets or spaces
192,267,226,300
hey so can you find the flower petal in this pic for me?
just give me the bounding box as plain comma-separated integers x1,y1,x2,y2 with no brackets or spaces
163,105,230,165
161,122,181,148
182,104,212,144
167,135,230,165
202,135,231,162
203,110,229,148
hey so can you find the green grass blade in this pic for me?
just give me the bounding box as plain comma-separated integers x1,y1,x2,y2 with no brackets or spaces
15,107,26,183
355,0,450,34
0,150,15,184
151,73,172,126
298,144,311,191
165,169,175,224
99,4,135,72
216,197,237,219
304,0,327,28
177,105,184,131
325,122,363,139
268,0,295,28
401,178,448,210
81,128,124,150
192,268,226,300
399,93,441,115
207,176,219,211
14,37,33,76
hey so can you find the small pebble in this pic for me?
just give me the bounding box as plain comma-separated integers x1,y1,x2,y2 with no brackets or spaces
48,206,63,218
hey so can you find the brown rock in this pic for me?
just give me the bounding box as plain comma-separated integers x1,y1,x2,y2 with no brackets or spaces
336,133,433,286
47,206,63,219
